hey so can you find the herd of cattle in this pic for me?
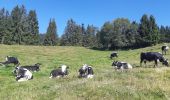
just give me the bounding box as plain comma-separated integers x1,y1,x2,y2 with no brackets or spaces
0,45,169,82
0,56,94,82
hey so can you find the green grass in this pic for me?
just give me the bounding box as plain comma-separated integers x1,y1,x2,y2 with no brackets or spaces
0,44,170,100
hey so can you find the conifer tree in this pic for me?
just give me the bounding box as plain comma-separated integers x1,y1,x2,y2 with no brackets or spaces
44,19,58,46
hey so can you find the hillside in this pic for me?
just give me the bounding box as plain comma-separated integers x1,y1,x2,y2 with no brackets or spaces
0,44,170,100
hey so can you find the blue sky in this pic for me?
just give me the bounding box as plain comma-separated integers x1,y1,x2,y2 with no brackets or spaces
0,0,169,36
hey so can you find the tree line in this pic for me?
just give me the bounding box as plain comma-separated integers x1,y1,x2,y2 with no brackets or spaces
0,5,170,50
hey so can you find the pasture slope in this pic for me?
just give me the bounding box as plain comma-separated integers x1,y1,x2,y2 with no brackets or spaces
0,44,170,100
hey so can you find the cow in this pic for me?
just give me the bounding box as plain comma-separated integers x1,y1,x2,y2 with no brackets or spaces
140,52,169,67
110,52,118,59
18,63,41,72
0,56,19,66
49,65,69,78
112,61,132,70
15,67,33,82
78,64,94,78
162,45,169,55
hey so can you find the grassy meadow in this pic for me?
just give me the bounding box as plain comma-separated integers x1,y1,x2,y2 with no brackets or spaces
0,44,170,100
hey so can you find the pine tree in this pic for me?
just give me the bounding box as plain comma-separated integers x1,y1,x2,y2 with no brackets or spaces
0,8,6,44
43,19,58,46
98,21,113,49
149,15,160,45
60,19,82,46
3,11,13,44
27,10,40,45
85,25,97,47
11,5,20,44
138,14,160,46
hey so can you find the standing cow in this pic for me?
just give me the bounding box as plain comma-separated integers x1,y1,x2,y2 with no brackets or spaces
162,45,169,55
140,52,169,67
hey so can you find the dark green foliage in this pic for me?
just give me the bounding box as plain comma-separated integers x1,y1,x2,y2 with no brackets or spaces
160,26,170,42
60,19,98,47
27,10,40,45
96,18,139,49
138,14,160,46
97,21,113,49
0,6,168,49
85,25,97,47
43,19,58,46
82,24,97,47
60,19,82,46
0,8,6,44
96,14,161,50
0,5,40,45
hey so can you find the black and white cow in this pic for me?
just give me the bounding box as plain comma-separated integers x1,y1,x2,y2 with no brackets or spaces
78,64,94,78
162,45,169,55
15,67,33,82
110,52,118,59
112,61,132,70
49,65,69,78
140,52,169,67
19,63,41,72
0,56,19,66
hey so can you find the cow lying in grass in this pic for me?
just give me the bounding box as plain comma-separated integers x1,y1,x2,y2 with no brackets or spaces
13,63,41,74
49,65,69,78
18,63,41,72
78,64,94,78
0,56,19,66
140,52,169,67
112,61,132,70
14,67,33,82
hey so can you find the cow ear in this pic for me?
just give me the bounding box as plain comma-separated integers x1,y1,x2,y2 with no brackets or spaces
67,66,69,69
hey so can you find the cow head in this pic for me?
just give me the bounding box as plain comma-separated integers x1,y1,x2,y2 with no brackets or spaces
15,67,26,81
82,64,88,70
78,67,86,78
162,59,169,66
112,61,118,66
5,56,9,61
78,64,88,78
78,64,94,78
59,65,69,75
34,63,41,71
13,65,20,75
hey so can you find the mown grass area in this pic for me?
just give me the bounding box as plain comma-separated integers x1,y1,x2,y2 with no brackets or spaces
0,44,170,100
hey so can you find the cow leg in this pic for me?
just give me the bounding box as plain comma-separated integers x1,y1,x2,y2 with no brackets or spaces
140,60,143,67
144,61,147,67
154,60,158,67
